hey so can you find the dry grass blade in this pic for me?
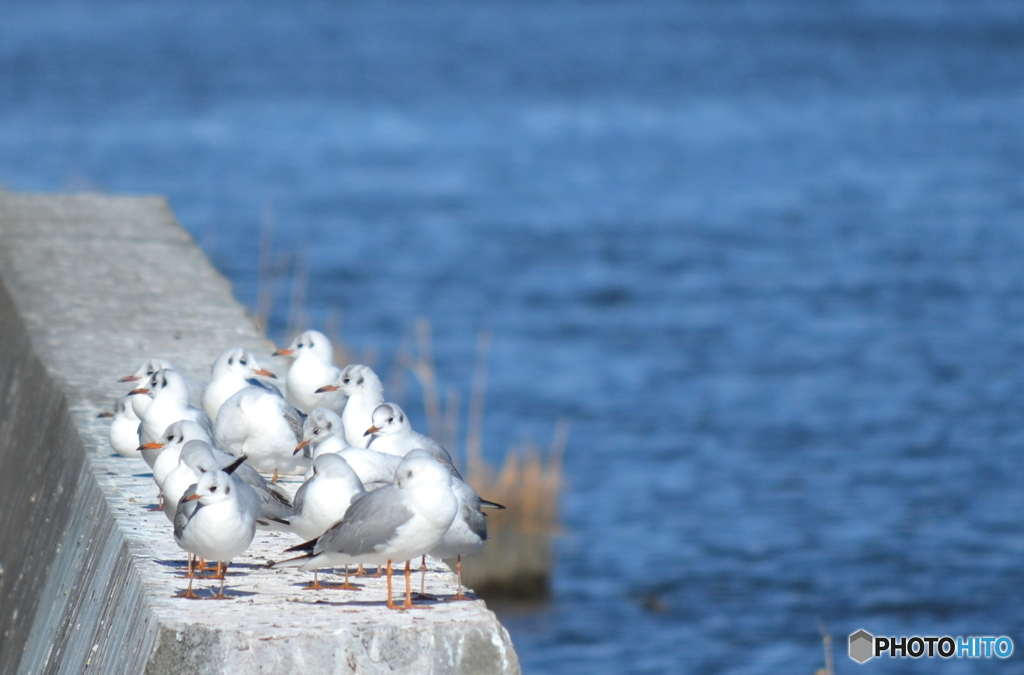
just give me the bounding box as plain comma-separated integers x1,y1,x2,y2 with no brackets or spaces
253,205,276,333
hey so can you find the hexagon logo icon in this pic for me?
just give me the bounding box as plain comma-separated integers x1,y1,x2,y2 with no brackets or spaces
849,629,874,663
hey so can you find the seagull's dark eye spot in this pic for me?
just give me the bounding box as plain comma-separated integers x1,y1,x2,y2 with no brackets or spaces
210,485,217,492
240,359,247,366
313,427,321,435
298,343,304,349
228,357,234,365
343,378,350,384
388,417,393,424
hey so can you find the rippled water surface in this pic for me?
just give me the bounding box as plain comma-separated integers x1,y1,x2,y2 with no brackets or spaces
4,1,1024,672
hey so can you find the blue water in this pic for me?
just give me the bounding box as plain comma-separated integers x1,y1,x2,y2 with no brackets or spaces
4,1,1024,672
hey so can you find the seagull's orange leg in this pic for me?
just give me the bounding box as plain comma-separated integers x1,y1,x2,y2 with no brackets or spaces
404,560,414,609
175,553,200,599
385,561,401,610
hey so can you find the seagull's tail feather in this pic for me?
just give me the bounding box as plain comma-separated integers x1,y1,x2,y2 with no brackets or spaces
284,536,319,554
268,553,314,569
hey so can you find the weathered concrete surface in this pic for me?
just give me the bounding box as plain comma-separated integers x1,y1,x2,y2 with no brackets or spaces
0,191,520,675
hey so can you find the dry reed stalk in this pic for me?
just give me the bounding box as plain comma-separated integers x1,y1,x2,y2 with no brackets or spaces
285,252,308,340
815,621,835,675
253,205,276,333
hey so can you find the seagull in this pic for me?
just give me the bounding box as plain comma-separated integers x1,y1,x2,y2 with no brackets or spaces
108,395,142,457
364,402,460,477
143,420,213,490
424,453,506,600
214,386,308,476
316,364,383,448
161,440,294,529
202,346,279,423
272,453,458,609
133,369,214,467
272,330,346,416
174,465,260,599
120,357,175,419
121,357,205,416
295,408,402,488
275,454,366,589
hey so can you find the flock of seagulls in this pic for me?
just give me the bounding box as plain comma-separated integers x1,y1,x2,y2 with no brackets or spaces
103,330,503,606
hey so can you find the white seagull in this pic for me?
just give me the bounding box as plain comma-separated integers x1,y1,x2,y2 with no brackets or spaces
202,346,279,423
133,369,214,467
273,330,347,416
364,402,460,477
316,364,384,448
174,466,260,599
295,408,402,488
107,395,142,457
214,386,308,476
275,453,366,589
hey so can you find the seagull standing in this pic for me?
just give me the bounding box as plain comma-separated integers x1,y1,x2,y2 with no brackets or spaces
134,369,214,467
273,330,347,416
426,464,505,600
202,346,279,423
295,408,401,488
108,395,142,457
174,467,260,599
365,402,460,476
143,420,212,490
273,453,458,609
316,364,383,448
214,386,307,475
279,454,366,589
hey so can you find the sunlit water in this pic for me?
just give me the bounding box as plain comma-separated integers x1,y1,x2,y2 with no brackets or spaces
4,1,1024,672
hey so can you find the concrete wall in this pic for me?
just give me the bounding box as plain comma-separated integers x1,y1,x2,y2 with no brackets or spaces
0,191,520,675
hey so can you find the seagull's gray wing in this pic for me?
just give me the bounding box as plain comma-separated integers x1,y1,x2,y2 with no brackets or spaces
455,480,487,541
314,486,414,557
283,403,304,441
173,485,199,541
193,407,215,439
419,437,462,480
292,476,312,516
245,378,283,397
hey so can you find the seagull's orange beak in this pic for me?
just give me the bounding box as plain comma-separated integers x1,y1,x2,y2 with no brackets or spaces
138,442,163,451
272,348,293,357
293,439,310,455
97,411,114,418
118,374,139,382
253,369,277,378
315,385,339,393
364,425,380,437
128,388,150,396
183,493,202,502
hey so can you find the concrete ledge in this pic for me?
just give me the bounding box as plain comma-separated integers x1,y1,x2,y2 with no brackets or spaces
0,191,520,674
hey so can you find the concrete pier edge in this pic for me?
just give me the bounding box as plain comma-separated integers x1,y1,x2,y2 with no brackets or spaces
0,191,521,674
